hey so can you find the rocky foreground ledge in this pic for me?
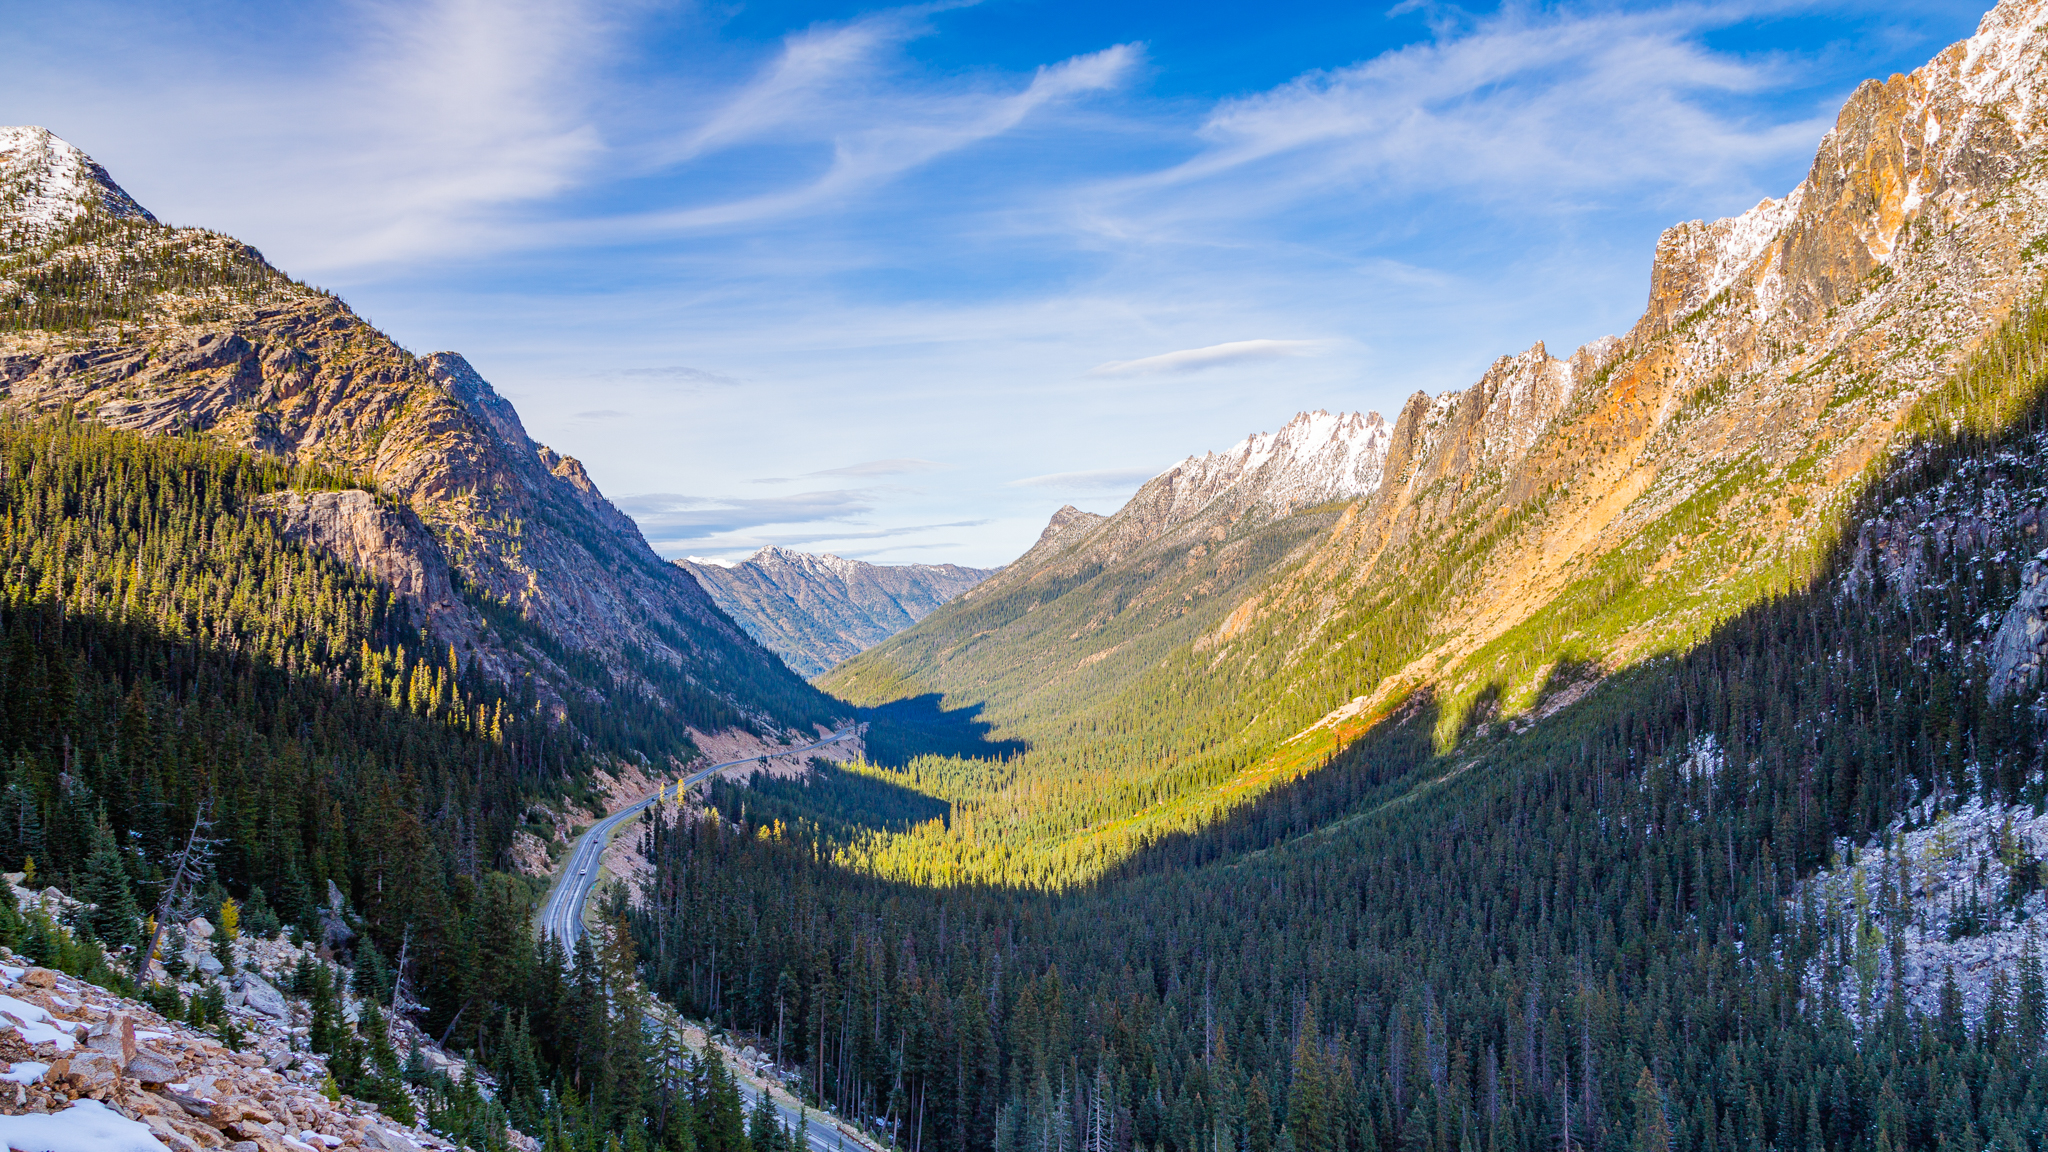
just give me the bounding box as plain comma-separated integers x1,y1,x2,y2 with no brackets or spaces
0,945,517,1152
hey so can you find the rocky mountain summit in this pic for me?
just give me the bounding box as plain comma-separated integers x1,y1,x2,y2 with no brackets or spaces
679,548,994,678
0,127,836,750
0,126,153,245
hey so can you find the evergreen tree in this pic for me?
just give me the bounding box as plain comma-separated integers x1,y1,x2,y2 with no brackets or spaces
76,808,140,950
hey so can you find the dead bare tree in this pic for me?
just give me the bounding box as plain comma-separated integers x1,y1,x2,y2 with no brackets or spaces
141,802,220,983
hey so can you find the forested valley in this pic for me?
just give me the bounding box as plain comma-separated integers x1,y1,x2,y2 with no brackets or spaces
624,298,2048,1152
12,9,2048,1152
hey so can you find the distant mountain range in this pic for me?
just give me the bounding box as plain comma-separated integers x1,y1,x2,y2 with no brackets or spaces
678,548,996,678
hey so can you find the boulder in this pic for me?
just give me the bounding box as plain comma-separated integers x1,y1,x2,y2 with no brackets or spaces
126,1051,181,1085
186,917,215,940
239,974,290,1020
164,1088,216,1119
146,1113,208,1152
20,968,56,989
86,1013,136,1064
362,1124,415,1151
69,1051,120,1087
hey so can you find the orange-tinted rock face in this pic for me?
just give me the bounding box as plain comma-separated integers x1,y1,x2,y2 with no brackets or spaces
1246,0,2048,726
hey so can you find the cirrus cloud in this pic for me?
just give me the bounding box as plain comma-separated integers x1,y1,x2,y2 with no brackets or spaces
1088,339,1322,377
1007,467,1161,490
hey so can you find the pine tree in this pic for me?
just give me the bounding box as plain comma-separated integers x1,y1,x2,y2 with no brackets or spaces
76,808,140,950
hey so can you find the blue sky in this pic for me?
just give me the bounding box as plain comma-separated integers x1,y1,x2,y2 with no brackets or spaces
0,0,1989,565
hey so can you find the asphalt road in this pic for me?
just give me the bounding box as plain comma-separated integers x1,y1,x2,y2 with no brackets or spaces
538,728,856,950
538,728,879,1152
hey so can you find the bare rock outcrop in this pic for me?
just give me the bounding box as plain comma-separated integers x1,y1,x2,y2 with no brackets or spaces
1991,552,2048,698
255,490,479,645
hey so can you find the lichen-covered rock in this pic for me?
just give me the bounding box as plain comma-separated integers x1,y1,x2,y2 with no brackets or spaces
237,976,288,1021
123,1052,179,1085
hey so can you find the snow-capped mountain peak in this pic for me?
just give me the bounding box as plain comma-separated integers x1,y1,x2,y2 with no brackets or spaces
0,126,155,242
1148,408,1393,523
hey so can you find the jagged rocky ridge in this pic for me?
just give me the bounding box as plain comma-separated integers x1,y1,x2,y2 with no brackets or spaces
825,408,1396,711
0,126,837,749
677,549,994,679
826,0,2048,879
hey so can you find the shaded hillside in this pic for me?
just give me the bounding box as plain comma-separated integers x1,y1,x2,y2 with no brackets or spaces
822,0,2048,886
678,548,993,678
0,125,838,1152
0,126,841,755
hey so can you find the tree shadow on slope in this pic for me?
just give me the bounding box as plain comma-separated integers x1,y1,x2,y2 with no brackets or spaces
706,762,952,843
858,693,1030,769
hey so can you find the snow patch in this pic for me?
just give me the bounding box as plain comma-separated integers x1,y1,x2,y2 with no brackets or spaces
0,1098,168,1152
0,126,155,240
0,995,74,1051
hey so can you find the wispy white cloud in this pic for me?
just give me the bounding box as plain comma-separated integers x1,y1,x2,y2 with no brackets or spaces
1079,2,1833,242
626,20,1141,232
3,0,1975,568
1088,339,1321,377
0,0,615,271
616,489,877,536
610,366,743,387
1008,467,1161,489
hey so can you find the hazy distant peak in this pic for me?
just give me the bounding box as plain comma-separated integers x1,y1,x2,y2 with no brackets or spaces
679,548,997,678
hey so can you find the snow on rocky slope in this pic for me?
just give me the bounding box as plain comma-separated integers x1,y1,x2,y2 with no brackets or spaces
0,896,508,1152
0,126,154,244
1798,796,2048,1028
1150,409,1393,521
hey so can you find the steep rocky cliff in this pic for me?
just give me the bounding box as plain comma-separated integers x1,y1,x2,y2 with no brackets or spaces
824,0,2048,882
0,126,838,752
677,548,994,678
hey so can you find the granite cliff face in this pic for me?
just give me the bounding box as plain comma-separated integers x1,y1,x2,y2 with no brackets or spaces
0,126,836,746
678,549,994,679
827,0,2048,877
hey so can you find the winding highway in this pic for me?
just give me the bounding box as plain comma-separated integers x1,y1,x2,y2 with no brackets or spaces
539,728,881,1152
539,728,856,949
